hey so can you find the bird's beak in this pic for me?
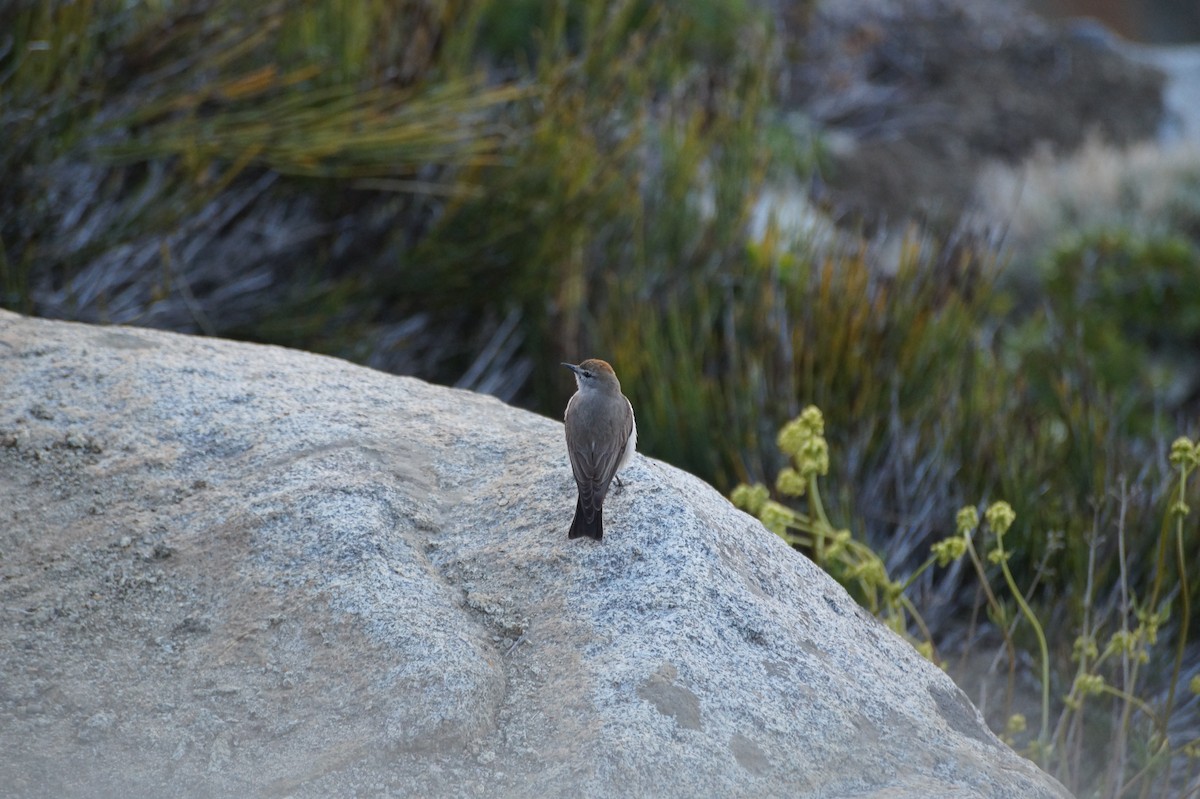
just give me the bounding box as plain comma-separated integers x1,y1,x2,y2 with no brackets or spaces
562,362,581,375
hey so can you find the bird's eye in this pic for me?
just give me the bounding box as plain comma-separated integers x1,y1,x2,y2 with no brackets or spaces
583,371,592,378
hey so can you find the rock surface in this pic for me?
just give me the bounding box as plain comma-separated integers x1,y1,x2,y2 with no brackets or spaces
0,310,1070,798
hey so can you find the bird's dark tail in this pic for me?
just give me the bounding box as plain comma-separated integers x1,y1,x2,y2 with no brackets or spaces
568,496,603,540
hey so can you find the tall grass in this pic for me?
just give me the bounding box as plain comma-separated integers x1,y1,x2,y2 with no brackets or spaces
0,0,524,319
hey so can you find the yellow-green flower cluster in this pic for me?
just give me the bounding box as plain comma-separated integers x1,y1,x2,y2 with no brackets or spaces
931,536,967,566
777,406,829,480
985,501,1015,536
1169,437,1198,517
1169,436,1200,469
1072,635,1098,663
774,467,806,497
1074,673,1106,697
1108,629,1150,664
1136,605,1168,647
759,500,796,537
823,528,852,559
955,505,979,535
730,483,770,515
845,557,888,587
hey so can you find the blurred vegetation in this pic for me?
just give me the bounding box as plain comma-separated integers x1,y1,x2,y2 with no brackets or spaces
3,1,1200,795
735,413,1200,797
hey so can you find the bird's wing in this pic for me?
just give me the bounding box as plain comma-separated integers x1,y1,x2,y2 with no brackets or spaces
565,396,630,503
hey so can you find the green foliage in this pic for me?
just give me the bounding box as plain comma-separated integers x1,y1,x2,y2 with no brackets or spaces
472,0,760,66
404,0,799,409
608,230,994,491
989,229,1200,624
0,0,526,319
103,78,525,180
736,410,1200,798
1032,229,1200,409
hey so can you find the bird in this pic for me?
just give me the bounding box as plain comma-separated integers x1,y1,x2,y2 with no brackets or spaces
562,359,636,540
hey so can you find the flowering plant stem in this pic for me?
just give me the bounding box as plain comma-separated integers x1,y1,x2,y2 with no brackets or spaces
993,529,1052,758
807,474,830,561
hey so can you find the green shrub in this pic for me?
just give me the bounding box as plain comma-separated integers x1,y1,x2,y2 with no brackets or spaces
1036,230,1200,406
992,229,1200,623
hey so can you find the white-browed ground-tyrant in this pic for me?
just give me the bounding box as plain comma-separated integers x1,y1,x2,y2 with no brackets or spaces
562,359,636,540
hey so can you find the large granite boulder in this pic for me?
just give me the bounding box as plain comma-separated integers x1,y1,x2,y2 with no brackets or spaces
0,310,1070,798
